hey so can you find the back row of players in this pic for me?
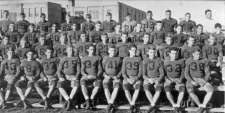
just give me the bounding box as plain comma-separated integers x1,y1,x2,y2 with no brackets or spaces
0,9,224,113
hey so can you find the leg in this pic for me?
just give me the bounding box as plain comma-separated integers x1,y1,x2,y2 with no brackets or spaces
109,79,120,104
186,82,201,107
164,83,176,107
34,81,46,100
176,83,185,107
202,83,214,108
46,80,56,98
15,80,25,101
130,81,141,106
143,80,154,105
103,77,111,104
57,80,70,101
123,80,132,105
152,84,163,106
69,80,79,100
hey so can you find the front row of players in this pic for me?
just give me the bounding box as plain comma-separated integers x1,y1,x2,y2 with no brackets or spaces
0,44,214,113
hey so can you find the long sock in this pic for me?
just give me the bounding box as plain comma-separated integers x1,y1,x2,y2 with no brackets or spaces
203,92,213,107
176,92,184,107
165,91,175,106
152,91,161,106
4,90,11,101
144,90,154,105
131,89,140,105
69,87,78,99
124,90,132,105
58,88,69,101
90,87,99,100
109,88,119,104
81,86,89,100
16,87,25,101
104,88,111,104
46,85,55,98
35,86,46,100
24,87,32,99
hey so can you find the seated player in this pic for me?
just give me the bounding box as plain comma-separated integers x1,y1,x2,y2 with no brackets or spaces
202,35,223,85
122,45,142,113
0,35,15,59
116,33,131,58
47,24,60,46
35,35,48,61
181,36,197,59
5,23,21,47
192,24,209,48
15,50,42,109
88,21,102,44
96,33,110,57
108,23,121,44
173,24,187,47
102,45,122,113
163,47,185,112
143,45,164,113
23,24,39,48
136,33,152,59
185,47,214,113
129,23,144,43
159,34,176,60
75,33,92,58
57,46,81,110
151,21,165,49
80,45,102,109
15,39,31,60
0,48,20,108
36,47,60,109
212,23,224,45
53,33,67,58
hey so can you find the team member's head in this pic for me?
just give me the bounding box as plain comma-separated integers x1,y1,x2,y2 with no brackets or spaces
106,12,112,21
169,47,178,61
72,23,77,31
39,34,46,45
29,24,35,32
3,10,9,19
214,23,222,33
40,13,46,22
155,21,162,31
121,32,128,43
95,21,101,31
51,24,57,32
26,50,34,61
175,24,182,33
192,47,201,60
2,35,9,45
80,33,86,42
205,9,212,19
165,34,174,45
45,47,53,59
146,10,153,19
143,33,150,44
125,13,131,21
196,24,203,34
147,45,157,59
19,13,26,21
60,33,67,44
115,23,121,32
165,10,172,19
101,33,108,43
66,46,74,57
108,45,116,57
7,47,15,59
9,23,15,32
187,36,195,46
208,35,216,45
129,45,137,57
135,23,142,32
20,38,28,48
87,45,95,56
185,12,191,21
86,13,92,22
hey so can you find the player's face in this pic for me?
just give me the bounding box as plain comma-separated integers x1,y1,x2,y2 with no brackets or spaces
193,51,200,60
187,37,195,46
80,34,86,42
206,11,212,19
108,48,115,57
165,12,171,18
215,27,221,32
66,47,73,56
7,50,14,59
208,36,215,45
60,35,66,44
9,24,14,31
101,35,107,42
176,26,182,33
20,39,26,47
169,50,177,60
156,23,162,30
115,25,121,31
95,24,101,30
72,24,76,30
52,25,56,32
148,49,155,58
146,13,152,19
3,12,8,18
121,34,127,42
129,47,136,57
20,15,25,20
185,14,191,21
29,26,34,32
197,26,203,33
88,46,95,55
26,52,33,60
136,24,142,30
165,37,172,45
143,35,149,43
41,15,46,21
66,15,70,23
3,37,9,44
39,37,45,44
106,15,112,21
45,49,52,58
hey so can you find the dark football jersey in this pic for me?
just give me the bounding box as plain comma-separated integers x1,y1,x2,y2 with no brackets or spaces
5,31,21,46
58,56,80,76
102,56,122,77
35,44,48,59
143,58,164,80
15,20,30,35
179,20,196,33
75,42,92,57
0,58,20,75
162,18,177,33
81,56,102,77
202,44,223,61
96,43,111,57
53,43,67,58
23,32,39,46
122,57,142,79
41,57,59,76
116,42,130,58
151,30,165,46
21,60,41,79
164,59,185,79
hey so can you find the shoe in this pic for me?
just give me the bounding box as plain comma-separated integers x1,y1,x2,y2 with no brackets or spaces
129,105,134,113
44,98,49,110
65,99,71,111
106,104,112,113
38,100,45,105
147,106,155,113
85,99,90,110
174,107,183,113
110,104,115,113
1,101,6,109
197,107,205,113
23,100,28,109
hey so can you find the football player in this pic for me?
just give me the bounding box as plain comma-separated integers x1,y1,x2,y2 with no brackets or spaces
96,33,110,57
53,33,67,58
116,33,130,58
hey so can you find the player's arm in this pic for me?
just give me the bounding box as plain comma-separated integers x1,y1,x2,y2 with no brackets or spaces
204,60,210,82
81,58,88,77
97,57,103,79
57,58,65,79
116,58,123,79
158,60,165,82
0,60,6,79
142,59,148,80
102,57,108,78
75,58,81,80
179,60,185,83
34,62,41,81
137,59,143,80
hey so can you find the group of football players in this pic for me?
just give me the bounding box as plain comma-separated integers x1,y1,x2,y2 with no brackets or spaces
0,8,224,113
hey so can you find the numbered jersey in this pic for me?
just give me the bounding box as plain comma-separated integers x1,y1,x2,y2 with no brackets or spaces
58,57,80,76
23,32,38,46
137,44,152,59
102,56,122,76
181,45,196,59
202,44,222,61
116,42,130,58
21,60,41,77
75,42,92,57
47,32,60,45
185,58,209,78
53,44,67,58
164,59,185,79
81,56,102,76
143,58,164,78
159,44,177,60
1,58,20,75
122,57,142,78
41,57,59,75
35,44,48,59
151,30,165,45
96,43,110,57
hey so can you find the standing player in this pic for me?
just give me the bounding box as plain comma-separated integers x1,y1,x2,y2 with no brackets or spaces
89,21,103,43
122,45,142,113
46,24,60,46
102,45,122,113
57,46,80,110
185,47,214,113
36,47,60,109
15,13,30,36
108,23,121,44
116,33,130,58
15,50,43,109
173,25,187,47
213,23,225,45
151,21,165,49
163,47,185,112
141,10,156,33
37,13,50,33
80,45,102,109
122,14,136,34
81,14,95,33
23,24,39,47
102,12,117,33
96,33,110,57
53,33,67,58
179,13,196,34
161,10,177,33
6,23,21,47
0,36,15,59
129,23,144,43
143,45,164,113
0,48,20,108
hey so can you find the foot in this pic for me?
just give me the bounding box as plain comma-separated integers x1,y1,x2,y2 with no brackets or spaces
44,98,49,110
197,107,205,113
147,106,155,113
85,99,90,110
90,99,95,110
23,100,28,109
110,104,115,113
130,105,137,113
14,100,22,107
1,101,6,109
174,107,183,113
65,99,71,111
106,104,112,113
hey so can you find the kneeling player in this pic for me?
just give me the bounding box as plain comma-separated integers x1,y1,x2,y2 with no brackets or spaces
185,47,214,113
57,46,81,110
0,48,20,108
15,50,42,109
102,45,122,113
163,47,185,112
80,45,102,109
37,47,60,109
122,45,142,113
143,45,164,112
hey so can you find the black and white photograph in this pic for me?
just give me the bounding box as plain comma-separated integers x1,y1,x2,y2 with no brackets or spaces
0,0,224,113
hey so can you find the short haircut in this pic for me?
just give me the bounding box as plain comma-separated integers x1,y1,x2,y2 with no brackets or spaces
196,24,203,28
46,47,54,51
192,46,201,54
148,45,156,50
20,12,25,17
40,13,46,17
147,10,152,14
185,12,191,16
165,9,171,13
169,47,178,53
3,10,9,15
129,44,137,50
205,9,212,15
214,23,222,28
95,21,101,25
